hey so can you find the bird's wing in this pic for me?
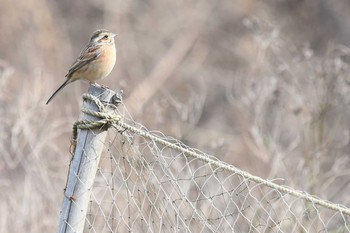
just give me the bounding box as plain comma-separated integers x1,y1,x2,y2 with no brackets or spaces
65,44,102,78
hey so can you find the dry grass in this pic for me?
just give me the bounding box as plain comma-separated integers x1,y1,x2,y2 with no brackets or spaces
1,0,350,231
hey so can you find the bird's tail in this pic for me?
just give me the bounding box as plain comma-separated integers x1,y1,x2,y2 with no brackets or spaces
46,79,71,104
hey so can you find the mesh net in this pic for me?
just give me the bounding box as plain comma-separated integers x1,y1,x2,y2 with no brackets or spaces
67,102,350,233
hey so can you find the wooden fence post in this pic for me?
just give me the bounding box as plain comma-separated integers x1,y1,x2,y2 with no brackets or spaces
57,85,116,233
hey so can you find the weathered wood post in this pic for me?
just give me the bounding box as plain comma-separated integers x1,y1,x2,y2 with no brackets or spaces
57,85,119,233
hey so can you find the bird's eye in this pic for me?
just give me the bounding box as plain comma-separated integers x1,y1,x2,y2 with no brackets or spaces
103,35,108,39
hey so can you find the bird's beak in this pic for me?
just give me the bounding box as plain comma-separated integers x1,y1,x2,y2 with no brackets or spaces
111,33,117,38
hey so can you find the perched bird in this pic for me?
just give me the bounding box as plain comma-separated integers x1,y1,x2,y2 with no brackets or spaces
46,29,117,104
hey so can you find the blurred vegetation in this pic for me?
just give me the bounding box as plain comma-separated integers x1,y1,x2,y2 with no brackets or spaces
0,0,350,231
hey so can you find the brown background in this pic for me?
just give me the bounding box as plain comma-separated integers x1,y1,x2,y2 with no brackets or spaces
1,0,350,231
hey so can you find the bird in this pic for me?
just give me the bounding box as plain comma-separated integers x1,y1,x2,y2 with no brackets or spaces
46,29,117,104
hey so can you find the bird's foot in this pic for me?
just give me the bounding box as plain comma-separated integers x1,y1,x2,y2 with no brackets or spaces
90,82,109,89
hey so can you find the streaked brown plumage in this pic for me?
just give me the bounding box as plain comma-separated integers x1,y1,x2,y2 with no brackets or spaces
46,29,116,104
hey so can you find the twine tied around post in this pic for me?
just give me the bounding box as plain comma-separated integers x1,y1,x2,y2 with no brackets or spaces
70,91,123,153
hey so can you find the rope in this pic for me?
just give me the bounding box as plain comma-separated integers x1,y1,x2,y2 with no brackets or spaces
73,93,350,216
116,120,350,216
70,93,121,152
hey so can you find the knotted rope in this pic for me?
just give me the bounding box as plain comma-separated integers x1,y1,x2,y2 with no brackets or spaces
70,93,121,152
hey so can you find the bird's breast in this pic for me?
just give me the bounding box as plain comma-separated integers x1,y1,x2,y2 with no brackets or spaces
84,44,116,82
